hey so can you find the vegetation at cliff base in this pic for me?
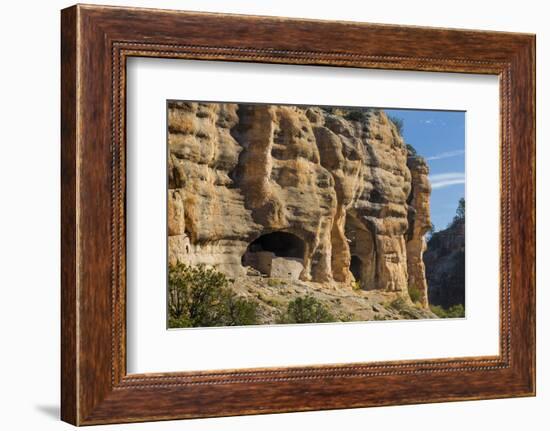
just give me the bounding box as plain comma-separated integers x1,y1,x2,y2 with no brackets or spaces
408,286,423,304
168,263,259,328
430,304,465,318
278,295,335,324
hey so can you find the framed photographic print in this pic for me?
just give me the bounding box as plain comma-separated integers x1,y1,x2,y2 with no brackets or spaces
61,4,535,425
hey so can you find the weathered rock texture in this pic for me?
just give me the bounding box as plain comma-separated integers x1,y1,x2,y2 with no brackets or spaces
424,218,465,308
406,156,432,307
168,102,431,304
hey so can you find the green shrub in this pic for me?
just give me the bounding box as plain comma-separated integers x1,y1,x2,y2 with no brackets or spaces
446,304,465,318
256,292,282,308
168,315,192,328
430,305,446,318
279,295,336,324
267,278,286,287
345,109,367,122
388,115,404,135
430,303,465,318
406,143,417,156
408,286,423,304
168,263,259,328
225,296,259,325
388,297,408,311
338,312,357,322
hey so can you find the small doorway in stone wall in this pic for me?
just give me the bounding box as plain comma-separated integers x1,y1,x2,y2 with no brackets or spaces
241,231,305,279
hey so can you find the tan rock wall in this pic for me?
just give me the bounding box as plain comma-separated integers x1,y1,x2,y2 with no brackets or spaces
167,102,431,303
406,156,432,307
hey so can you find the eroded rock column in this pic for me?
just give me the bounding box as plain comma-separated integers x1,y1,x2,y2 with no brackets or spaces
406,155,432,307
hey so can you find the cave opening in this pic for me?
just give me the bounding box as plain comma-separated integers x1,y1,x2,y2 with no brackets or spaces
350,255,363,282
242,231,305,278
246,231,304,258
345,214,377,289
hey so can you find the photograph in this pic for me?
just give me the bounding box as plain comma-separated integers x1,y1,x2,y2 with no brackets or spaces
167,101,466,328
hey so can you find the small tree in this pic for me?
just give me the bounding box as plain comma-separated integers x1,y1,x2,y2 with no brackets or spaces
279,295,335,324
388,115,404,136
450,197,465,227
345,109,367,122
406,144,417,156
456,197,465,220
168,263,259,328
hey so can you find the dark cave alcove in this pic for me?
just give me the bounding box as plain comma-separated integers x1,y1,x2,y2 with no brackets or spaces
350,255,363,282
345,214,377,289
241,231,306,277
245,231,305,259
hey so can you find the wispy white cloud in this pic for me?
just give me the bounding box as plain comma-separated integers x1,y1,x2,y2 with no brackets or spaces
429,172,465,190
431,179,465,189
419,118,448,126
430,173,465,181
425,149,465,161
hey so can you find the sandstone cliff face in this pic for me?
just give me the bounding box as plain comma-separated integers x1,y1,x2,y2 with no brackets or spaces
167,102,431,304
406,156,432,307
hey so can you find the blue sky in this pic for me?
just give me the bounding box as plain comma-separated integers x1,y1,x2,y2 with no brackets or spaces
384,109,465,232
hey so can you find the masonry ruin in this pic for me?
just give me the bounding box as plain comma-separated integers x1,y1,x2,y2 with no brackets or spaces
242,231,305,280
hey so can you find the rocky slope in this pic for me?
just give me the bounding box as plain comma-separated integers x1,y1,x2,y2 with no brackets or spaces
167,102,433,311
230,276,436,324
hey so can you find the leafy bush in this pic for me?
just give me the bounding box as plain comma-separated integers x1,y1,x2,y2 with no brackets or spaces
388,297,408,311
408,286,423,304
338,312,357,322
267,278,286,287
256,292,282,308
388,115,405,135
345,109,367,122
430,303,465,318
224,296,259,326
406,143,417,156
168,263,259,328
279,295,335,324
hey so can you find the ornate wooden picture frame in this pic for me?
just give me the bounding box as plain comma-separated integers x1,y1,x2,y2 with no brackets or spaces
61,4,535,425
